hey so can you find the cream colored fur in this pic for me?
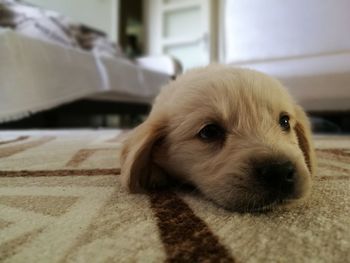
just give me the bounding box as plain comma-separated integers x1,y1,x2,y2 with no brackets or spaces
121,65,316,211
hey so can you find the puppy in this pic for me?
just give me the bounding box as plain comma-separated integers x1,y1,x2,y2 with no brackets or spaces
120,65,316,212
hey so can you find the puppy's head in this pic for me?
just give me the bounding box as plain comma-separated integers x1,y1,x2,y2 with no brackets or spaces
121,65,316,212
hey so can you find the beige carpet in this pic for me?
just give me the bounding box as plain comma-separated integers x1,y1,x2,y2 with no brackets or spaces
0,130,349,263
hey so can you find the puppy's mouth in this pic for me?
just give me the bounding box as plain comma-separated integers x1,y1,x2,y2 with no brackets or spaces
225,186,302,213
234,197,297,213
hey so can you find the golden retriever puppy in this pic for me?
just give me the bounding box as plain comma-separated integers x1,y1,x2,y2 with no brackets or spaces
120,65,316,212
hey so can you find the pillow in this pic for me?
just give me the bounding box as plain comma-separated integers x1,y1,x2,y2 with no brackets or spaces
0,0,124,57
0,0,78,47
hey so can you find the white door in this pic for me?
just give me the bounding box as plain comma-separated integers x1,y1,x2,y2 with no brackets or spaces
146,0,214,71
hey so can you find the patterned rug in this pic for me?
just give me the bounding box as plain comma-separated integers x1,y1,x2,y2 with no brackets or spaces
0,130,349,263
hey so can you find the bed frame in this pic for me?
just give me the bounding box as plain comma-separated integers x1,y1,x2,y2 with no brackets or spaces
0,99,151,129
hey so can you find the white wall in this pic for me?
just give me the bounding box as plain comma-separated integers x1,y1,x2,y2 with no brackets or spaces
223,0,350,64
25,0,119,41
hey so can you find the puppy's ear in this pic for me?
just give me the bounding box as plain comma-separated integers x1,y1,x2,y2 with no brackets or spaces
294,105,316,175
120,118,168,192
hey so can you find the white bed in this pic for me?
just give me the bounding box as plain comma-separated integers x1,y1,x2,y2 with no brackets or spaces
0,29,170,122
233,54,350,112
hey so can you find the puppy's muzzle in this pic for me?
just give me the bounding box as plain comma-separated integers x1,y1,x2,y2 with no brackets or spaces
254,159,296,199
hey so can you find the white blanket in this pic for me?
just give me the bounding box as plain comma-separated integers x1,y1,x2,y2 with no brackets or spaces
0,30,169,122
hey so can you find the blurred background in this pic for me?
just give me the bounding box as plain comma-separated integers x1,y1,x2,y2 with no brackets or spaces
0,0,349,133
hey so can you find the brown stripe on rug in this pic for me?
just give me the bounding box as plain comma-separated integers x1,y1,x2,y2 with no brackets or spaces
0,136,29,146
0,137,55,158
318,162,350,175
0,169,120,177
317,175,350,181
66,149,98,168
0,228,44,261
150,191,234,263
321,148,350,157
316,149,350,163
66,148,117,168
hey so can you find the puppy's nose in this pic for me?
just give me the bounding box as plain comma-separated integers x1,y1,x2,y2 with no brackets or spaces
255,161,295,196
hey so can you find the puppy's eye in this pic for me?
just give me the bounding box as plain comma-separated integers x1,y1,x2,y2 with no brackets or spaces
279,115,290,131
198,124,225,141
